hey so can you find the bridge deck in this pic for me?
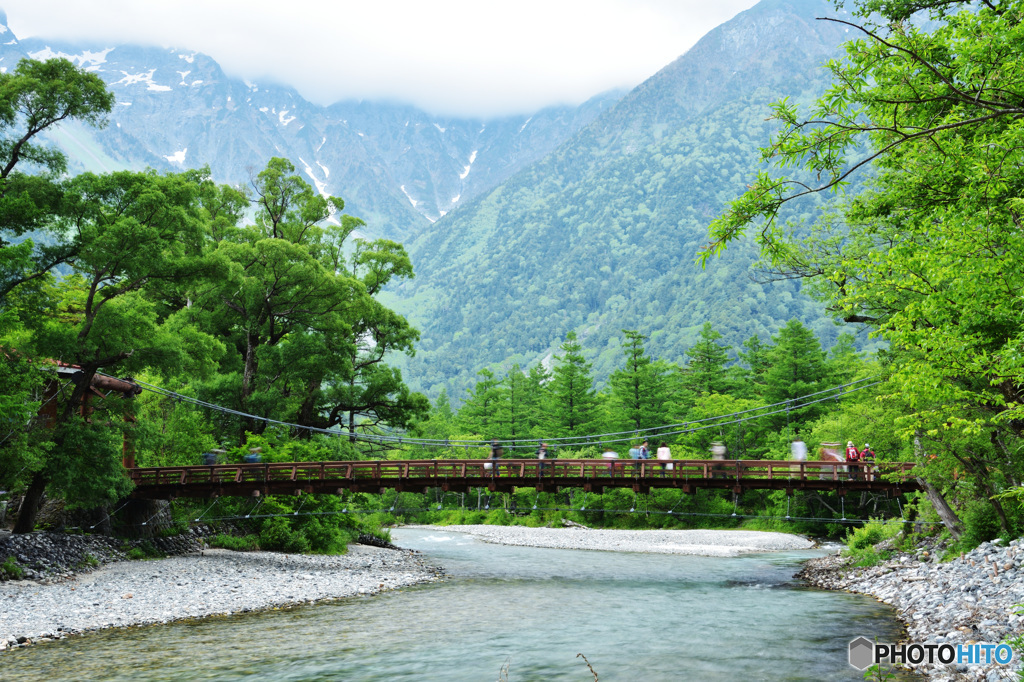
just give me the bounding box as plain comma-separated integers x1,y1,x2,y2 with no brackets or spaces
127,459,919,499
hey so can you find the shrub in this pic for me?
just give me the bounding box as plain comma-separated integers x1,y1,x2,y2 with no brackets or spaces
259,517,311,553
207,534,260,551
0,556,25,580
123,541,165,561
844,518,903,566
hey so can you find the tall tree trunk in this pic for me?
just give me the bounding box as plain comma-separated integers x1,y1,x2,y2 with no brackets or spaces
914,430,963,540
915,476,963,540
13,472,47,534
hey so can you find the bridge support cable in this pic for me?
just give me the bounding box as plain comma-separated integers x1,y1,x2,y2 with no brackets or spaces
104,371,883,453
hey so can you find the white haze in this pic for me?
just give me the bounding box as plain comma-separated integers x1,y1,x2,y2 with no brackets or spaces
2,0,760,117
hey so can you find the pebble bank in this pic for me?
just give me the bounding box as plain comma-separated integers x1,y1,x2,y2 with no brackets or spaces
408,524,815,555
798,538,1024,681
0,530,443,651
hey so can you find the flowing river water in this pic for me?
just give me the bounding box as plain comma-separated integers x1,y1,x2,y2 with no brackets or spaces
1,528,914,680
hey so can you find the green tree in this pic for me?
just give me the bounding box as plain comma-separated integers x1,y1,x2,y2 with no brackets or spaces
544,332,599,438
608,329,667,431
456,368,501,437
735,334,773,400
682,323,732,397
189,158,426,446
0,57,115,299
764,319,828,427
705,0,1024,535
11,168,220,533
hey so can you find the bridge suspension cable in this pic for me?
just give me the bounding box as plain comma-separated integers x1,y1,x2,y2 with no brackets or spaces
100,371,882,451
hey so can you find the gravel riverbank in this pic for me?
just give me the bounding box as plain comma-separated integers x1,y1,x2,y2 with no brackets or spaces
407,524,815,555
798,538,1024,681
0,537,443,651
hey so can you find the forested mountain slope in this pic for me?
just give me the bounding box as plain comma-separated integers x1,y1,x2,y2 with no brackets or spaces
392,0,853,398
0,12,620,240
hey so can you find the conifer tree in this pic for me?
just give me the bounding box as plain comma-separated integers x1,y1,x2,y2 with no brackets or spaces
492,364,535,446
764,319,828,428
682,323,732,396
608,329,666,431
543,332,599,439
456,368,501,437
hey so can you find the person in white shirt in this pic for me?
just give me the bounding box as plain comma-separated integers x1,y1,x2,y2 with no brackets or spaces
656,441,672,478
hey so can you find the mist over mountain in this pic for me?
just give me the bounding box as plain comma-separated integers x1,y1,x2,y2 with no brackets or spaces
389,0,854,398
0,17,621,240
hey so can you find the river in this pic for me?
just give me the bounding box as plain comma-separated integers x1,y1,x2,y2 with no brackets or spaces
0,528,912,680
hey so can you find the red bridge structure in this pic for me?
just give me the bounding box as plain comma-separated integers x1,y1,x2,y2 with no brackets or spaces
128,459,920,500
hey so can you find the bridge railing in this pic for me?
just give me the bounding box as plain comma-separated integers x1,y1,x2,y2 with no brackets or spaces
128,458,917,488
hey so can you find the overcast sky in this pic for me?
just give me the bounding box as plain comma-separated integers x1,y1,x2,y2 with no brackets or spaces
2,0,760,117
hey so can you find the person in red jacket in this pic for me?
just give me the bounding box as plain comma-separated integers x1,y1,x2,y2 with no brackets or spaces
859,443,875,481
845,441,861,481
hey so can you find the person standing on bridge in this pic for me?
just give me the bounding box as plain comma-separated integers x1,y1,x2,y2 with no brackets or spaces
490,439,503,478
710,441,727,479
845,441,861,481
602,444,619,474
628,441,643,475
536,441,549,476
790,436,808,480
656,441,672,478
859,443,875,481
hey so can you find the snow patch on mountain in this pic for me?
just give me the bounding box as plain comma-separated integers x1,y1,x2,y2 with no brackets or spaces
451,194,461,203
27,46,114,71
459,150,478,180
316,137,327,153
434,123,446,133
316,161,330,179
177,70,190,84
400,185,420,208
178,52,196,64
518,117,532,133
279,110,296,126
164,148,186,164
298,157,329,197
112,68,172,92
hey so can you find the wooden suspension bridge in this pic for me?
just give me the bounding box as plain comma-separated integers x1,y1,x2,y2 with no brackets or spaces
128,459,920,500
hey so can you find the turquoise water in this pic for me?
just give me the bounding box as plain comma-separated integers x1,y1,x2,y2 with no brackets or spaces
0,529,913,680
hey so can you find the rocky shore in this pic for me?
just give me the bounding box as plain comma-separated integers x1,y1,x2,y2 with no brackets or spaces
798,538,1024,681
0,530,443,651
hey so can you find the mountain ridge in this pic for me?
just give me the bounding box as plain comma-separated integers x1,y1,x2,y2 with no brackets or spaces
388,0,855,399
0,16,622,240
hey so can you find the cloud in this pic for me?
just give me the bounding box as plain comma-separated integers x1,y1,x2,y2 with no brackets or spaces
3,0,759,116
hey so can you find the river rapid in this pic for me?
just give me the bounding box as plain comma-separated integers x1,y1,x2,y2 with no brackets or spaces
0,528,912,681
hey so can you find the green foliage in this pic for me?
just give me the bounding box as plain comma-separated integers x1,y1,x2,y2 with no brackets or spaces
844,518,904,567
544,332,600,437
707,0,1024,544
207,534,260,552
0,556,25,580
124,541,165,561
77,553,100,569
